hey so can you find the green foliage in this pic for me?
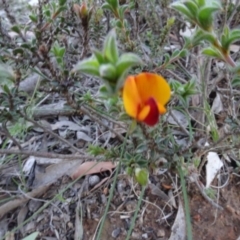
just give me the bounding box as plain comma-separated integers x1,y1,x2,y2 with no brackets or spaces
171,0,240,69
72,29,142,94
170,79,197,105
1,0,240,238
202,46,223,59
221,27,240,53
171,0,221,31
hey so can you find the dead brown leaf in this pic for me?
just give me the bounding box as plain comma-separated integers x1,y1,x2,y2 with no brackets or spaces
71,161,116,180
33,160,82,188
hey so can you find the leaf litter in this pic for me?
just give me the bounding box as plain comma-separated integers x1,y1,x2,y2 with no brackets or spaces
1,0,240,239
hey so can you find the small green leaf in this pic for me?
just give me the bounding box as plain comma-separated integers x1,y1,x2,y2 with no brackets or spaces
99,63,117,81
106,0,119,10
103,29,119,63
3,84,11,94
115,19,123,28
116,53,142,76
55,6,67,14
116,53,142,88
21,43,32,49
191,29,215,45
171,2,194,20
11,25,21,34
58,47,66,58
29,14,38,23
72,57,100,77
13,48,25,55
231,77,240,87
197,0,205,7
202,47,223,59
58,0,67,6
44,9,51,17
172,49,180,58
222,29,240,52
179,49,188,57
135,168,149,186
99,84,109,95
118,4,128,19
163,53,170,63
197,6,220,31
101,2,114,12
184,1,198,20
93,49,105,64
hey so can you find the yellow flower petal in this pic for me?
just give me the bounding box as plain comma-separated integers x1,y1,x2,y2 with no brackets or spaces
123,76,142,118
157,103,167,114
138,105,150,121
135,73,171,106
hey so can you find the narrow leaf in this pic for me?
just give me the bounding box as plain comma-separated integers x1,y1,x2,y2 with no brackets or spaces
184,1,198,20
103,29,119,63
202,47,223,59
171,2,194,20
72,57,100,77
197,6,220,31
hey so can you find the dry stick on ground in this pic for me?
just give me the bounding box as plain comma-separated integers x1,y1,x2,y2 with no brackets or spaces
0,149,94,160
32,104,76,118
0,184,50,219
33,103,126,130
20,112,85,154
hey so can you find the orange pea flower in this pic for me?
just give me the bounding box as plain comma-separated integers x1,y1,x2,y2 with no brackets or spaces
123,72,171,126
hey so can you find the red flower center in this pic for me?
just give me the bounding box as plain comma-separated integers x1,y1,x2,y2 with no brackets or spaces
142,98,159,126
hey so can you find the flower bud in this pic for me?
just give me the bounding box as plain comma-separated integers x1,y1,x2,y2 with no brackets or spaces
79,3,88,19
135,168,149,186
73,3,88,20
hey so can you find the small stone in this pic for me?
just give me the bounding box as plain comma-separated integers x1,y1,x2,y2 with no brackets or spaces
68,221,73,229
117,180,126,193
101,194,107,204
88,175,100,187
112,228,121,238
157,229,165,237
131,231,141,239
142,233,148,239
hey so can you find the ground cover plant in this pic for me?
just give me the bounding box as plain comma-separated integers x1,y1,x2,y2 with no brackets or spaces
1,0,240,239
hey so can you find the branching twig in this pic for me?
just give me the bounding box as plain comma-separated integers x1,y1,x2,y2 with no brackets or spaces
0,149,93,160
